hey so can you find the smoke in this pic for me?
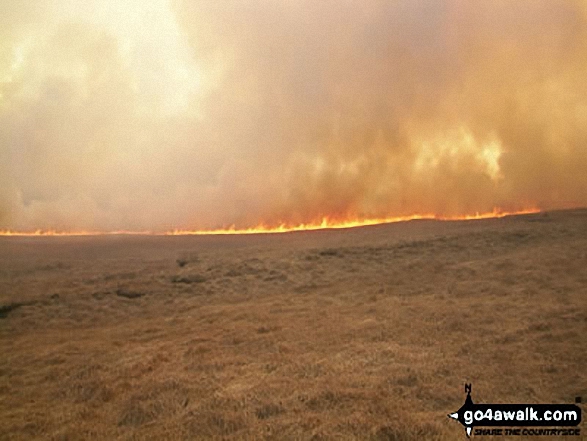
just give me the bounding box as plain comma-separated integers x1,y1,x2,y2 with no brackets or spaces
1,0,586,231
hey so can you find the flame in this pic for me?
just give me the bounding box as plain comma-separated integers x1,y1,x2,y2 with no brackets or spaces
0,208,540,237
0,230,154,237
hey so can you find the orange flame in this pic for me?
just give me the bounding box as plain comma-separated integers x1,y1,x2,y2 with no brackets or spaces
0,230,154,237
0,208,540,237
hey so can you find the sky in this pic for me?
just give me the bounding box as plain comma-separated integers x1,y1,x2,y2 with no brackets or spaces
1,0,586,232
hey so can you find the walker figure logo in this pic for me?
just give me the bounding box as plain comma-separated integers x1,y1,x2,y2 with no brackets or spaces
448,384,582,437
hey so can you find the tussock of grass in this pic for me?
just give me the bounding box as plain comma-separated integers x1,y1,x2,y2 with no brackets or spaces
171,274,207,284
115,288,145,299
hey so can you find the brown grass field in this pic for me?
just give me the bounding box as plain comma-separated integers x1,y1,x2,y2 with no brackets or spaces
0,209,586,440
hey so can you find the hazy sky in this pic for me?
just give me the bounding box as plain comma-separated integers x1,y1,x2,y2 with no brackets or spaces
1,1,586,231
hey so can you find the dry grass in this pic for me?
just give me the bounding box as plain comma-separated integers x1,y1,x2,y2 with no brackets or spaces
0,209,586,440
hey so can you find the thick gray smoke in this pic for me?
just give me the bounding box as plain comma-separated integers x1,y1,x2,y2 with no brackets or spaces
1,0,586,231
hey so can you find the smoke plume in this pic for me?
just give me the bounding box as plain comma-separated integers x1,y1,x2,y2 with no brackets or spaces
1,0,586,231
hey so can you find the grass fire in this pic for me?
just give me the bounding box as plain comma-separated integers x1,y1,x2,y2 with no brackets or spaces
1,0,586,439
